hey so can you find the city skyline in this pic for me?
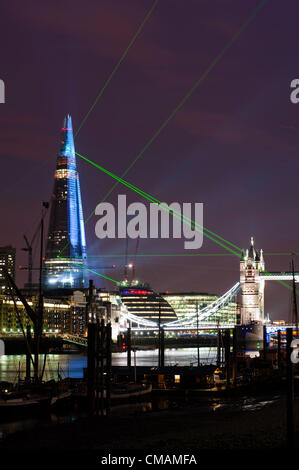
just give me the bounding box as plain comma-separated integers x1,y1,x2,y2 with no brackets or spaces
1,0,299,320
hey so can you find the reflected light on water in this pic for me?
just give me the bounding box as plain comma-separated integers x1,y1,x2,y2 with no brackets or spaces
0,348,218,382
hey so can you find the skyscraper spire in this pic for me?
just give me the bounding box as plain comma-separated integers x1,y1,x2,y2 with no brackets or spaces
44,115,87,289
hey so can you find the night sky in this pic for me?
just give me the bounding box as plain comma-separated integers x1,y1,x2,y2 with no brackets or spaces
1,0,299,320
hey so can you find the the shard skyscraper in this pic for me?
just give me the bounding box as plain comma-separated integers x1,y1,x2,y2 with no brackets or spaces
44,114,87,289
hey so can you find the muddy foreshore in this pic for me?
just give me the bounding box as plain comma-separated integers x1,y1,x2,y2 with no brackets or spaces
0,393,298,451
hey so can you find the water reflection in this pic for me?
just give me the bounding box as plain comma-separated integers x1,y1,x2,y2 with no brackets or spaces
0,347,218,383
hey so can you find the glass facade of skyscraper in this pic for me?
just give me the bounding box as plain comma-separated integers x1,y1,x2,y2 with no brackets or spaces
44,115,87,289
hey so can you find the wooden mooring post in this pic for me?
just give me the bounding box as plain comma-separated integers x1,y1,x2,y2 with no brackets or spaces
286,328,295,448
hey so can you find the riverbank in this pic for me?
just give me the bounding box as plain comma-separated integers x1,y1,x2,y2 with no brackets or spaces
1,394,298,450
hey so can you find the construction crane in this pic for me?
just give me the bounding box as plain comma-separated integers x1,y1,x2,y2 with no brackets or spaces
21,220,42,288
124,238,129,283
22,235,33,286
132,237,140,283
88,265,117,269
121,238,140,286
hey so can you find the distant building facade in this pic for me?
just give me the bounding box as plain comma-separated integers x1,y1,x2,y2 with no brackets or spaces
0,289,124,340
161,292,239,326
0,292,86,336
119,284,177,324
0,246,16,293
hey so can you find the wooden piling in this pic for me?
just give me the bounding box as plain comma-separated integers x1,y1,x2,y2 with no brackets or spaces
106,322,111,416
25,324,31,382
263,325,267,361
277,329,281,369
87,323,97,415
286,328,295,448
217,329,221,367
224,329,230,389
160,327,165,368
127,326,131,368
232,327,237,387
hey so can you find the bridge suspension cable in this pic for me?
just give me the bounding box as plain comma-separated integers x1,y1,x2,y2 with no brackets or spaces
119,309,159,328
118,282,241,330
164,282,241,328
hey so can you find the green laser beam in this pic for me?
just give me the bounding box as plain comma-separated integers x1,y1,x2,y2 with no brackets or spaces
57,242,69,257
75,151,241,257
82,0,269,223
76,151,242,253
62,151,299,295
88,253,238,258
74,263,299,296
73,150,299,295
7,3,158,224
58,146,242,259
58,0,268,259
73,251,299,294
273,279,299,295
74,0,159,137
36,2,158,260
70,263,121,285
86,252,299,258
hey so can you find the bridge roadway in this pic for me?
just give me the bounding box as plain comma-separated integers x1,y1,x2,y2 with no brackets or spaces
62,324,298,348
260,271,299,281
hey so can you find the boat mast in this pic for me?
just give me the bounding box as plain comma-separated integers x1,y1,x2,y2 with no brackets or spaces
34,201,49,382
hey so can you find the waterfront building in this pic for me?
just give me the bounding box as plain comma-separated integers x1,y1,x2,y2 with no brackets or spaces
44,115,87,289
0,246,16,293
96,290,127,340
0,291,86,336
0,289,124,340
119,283,177,324
161,292,239,326
273,320,285,326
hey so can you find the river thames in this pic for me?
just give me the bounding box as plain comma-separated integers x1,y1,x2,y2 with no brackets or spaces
0,347,218,382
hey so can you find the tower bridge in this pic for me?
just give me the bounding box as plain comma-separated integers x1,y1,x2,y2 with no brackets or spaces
38,115,292,331
260,272,299,281
59,238,295,335
114,237,295,329
239,237,298,325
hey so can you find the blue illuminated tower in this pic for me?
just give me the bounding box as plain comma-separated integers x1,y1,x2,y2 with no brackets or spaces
44,115,87,289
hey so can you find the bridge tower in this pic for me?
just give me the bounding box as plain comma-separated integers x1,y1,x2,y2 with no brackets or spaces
240,237,265,324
